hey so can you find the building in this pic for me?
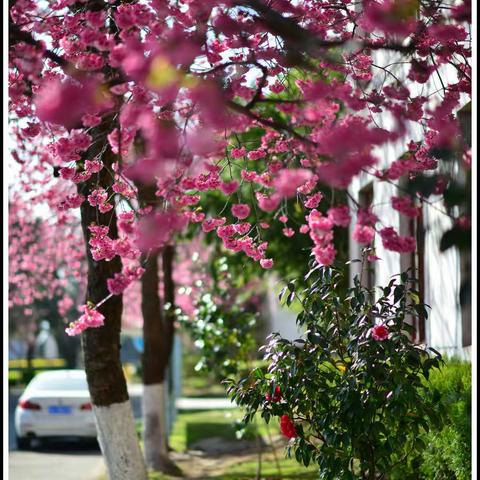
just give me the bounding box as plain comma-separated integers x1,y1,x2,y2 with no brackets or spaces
348,51,471,360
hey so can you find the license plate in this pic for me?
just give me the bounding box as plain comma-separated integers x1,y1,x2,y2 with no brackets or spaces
48,405,72,415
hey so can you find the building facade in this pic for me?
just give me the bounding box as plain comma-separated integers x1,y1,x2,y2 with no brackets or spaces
348,51,471,359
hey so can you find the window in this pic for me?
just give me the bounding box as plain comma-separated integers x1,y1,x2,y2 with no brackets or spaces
460,248,471,347
359,184,375,292
399,198,426,343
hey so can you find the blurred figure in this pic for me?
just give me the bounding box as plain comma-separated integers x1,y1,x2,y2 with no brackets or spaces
34,320,59,359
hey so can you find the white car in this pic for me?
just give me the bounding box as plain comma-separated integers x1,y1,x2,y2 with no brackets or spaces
14,370,97,449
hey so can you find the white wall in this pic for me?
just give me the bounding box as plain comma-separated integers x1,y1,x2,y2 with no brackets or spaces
348,51,469,359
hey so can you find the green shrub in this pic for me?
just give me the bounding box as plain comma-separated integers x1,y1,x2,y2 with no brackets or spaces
419,361,471,480
227,264,443,480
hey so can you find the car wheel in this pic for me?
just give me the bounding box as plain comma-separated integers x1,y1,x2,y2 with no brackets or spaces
16,437,31,450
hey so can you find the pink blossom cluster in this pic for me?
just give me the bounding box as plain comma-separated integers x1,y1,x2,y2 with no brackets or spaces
136,209,187,252
107,265,145,295
379,228,416,253
328,205,351,227
65,305,105,336
58,193,85,210
307,210,336,266
391,196,420,218
8,0,471,328
87,188,113,213
88,224,140,262
231,203,251,219
273,169,313,198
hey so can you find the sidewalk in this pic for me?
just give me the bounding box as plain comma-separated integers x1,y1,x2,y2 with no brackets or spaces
127,384,237,410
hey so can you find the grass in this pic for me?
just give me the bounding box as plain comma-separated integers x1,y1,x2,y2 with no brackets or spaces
212,455,318,479
181,374,227,398
169,409,246,451
148,454,318,479
123,409,318,479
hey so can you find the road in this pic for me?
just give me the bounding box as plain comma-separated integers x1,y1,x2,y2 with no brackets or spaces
8,386,232,480
8,389,142,480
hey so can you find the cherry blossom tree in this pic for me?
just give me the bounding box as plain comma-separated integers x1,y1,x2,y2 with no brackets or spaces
9,0,471,477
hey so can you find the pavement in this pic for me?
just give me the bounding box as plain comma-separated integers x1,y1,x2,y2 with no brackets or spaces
8,388,105,480
8,384,234,480
8,443,104,480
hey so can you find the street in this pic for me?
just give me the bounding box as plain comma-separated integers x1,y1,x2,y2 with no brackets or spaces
8,388,142,480
8,385,230,480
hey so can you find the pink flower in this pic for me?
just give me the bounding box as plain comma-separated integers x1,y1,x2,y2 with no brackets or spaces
231,147,246,158
98,202,114,213
35,78,110,128
217,225,236,239
107,266,144,295
220,181,239,195
85,159,104,173
58,193,85,210
59,167,76,180
233,223,251,235
391,196,420,218
304,192,323,209
353,224,375,245
313,244,336,266
282,227,295,237
202,217,226,233
256,193,280,212
247,148,265,161
273,169,313,198
82,114,102,127
88,188,108,207
357,208,378,226
65,305,105,336
308,210,334,232
372,324,389,341
260,258,274,269
379,227,416,253
118,211,135,234
241,170,258,182
328,205,351,227
231,204,251,219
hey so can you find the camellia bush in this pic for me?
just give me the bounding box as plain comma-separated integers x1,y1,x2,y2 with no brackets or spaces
227,261,443,480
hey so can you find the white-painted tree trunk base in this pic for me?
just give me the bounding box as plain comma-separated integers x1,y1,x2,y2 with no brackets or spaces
93,401,148,480
143,383,182,476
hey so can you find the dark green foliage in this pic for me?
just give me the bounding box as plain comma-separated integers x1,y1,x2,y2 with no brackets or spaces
226,262,444,479
420,361,471,480
440,225,471,252
179,291,258,380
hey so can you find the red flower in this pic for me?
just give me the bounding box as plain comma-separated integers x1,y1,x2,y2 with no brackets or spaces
280,415,297,439
266,386,282,403
372,324,389,341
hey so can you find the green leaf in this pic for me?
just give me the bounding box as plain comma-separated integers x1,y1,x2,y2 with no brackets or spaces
406,175,439,198
443,182,468,207
408,291,420,304
440,226,470,252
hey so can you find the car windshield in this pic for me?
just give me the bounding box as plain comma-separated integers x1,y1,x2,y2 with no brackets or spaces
30,374,88,391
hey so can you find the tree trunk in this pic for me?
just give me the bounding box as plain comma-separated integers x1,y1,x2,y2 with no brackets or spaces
78,117,147,480
137,184,181,476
